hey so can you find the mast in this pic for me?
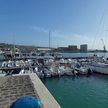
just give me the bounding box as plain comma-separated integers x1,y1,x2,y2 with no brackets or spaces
13,43,15,58
49,30,51,49
13,34,15,58
101,38,106,52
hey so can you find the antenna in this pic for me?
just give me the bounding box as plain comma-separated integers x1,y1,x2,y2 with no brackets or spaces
91,0,108,50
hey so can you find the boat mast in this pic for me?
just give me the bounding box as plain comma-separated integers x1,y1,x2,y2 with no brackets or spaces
13,43,15,58
101,38,106,52
13,34,15,58
49,30,51,49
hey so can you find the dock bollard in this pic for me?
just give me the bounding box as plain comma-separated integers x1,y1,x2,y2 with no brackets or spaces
10,96,41,108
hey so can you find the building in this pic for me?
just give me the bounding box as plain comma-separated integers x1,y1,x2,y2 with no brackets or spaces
80,44,87,51
37,47,52,51
57,47,68,51
68,45,78,51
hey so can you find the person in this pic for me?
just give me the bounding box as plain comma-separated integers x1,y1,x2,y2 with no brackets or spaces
10,96,41,108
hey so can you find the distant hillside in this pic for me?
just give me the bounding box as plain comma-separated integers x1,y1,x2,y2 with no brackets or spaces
0,43,55,53
0,43,36,49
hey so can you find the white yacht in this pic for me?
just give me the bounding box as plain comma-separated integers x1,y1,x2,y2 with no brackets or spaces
53,52,63,59
87,61,108,74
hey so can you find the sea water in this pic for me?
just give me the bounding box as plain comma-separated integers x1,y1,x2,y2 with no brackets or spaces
63,52,108,58
42,74,108,108
42,52,108,108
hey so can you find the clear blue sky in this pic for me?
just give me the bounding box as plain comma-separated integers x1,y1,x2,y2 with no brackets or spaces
0,0,108,49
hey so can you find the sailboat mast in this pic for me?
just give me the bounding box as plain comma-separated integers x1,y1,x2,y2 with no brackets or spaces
49,31,51,49
13,34,15,58
13,44,15,58
101,38,106,52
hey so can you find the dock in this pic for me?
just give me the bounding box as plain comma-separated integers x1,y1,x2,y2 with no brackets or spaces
64,56,93,59
0,56,93,61
0,74,61,108
0,66,36,71
0,56,54,61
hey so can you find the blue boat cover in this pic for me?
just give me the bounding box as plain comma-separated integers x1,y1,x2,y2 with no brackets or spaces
10,96,41,108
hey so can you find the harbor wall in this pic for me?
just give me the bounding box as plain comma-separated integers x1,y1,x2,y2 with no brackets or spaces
29,73,61,108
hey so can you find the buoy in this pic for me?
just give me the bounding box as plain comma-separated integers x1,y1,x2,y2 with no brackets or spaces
10,96,41,108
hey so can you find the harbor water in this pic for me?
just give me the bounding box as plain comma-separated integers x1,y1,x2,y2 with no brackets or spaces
63,52,108,58
42,74,108,108
42,52,108,108
1,52,108,108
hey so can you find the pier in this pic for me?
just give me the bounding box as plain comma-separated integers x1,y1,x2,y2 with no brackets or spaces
64,56,93,59
0,74,61,108
0,66,36,71
0,56,93,61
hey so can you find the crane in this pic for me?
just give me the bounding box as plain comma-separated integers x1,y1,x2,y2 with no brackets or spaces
101,38,106,52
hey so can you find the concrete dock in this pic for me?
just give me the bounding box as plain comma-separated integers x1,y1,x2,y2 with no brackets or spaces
30,74,61,108
0,74,61,108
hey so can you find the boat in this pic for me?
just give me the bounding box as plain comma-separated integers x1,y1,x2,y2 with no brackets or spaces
85,50,108,74
53,52,63,59
87,61,108,74
75,66,90,75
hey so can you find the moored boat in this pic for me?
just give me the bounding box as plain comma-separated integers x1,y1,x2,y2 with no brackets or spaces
87,61,108,74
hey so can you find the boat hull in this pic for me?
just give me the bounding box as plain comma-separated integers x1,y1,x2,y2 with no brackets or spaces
88,64,108,74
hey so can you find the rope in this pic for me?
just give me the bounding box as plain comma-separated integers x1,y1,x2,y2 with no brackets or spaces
91,0,108,50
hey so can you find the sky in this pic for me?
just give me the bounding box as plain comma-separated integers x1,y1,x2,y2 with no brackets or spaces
0,0,108,49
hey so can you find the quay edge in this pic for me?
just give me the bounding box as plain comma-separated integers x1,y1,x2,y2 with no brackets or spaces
29,73,61,108
0,74,61,108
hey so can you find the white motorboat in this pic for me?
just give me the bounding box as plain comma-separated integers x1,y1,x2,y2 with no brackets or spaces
53,52,63,59
75,66,89,75
87,61,108,74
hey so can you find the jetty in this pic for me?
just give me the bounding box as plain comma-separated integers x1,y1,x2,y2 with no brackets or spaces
0,55,94,61
0,66,36,71
0,74,61,108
